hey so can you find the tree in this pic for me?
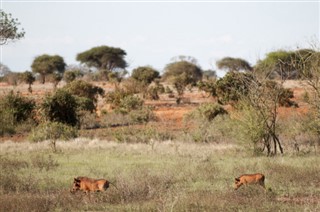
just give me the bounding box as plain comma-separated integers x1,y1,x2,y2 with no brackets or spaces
255,50,297,79
50,72,63,90
76,45,127,71
170,55,199,65
216,57,252,72
0,63,12,77
21,71,35,93
235,78,286,156
31,54,66,84
131,66,159,85
0,10,25,45
63,68,84,83
163,60,202,102
202,69,217,80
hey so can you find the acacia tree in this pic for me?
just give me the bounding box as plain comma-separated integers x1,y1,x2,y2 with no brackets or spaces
31,54,66,84
0,63,11,77
216,57,252,72
76,46,127,80
163,60,202,103
130,66,160,99
0,10,25,45
131,66,159,85
255,50,299,79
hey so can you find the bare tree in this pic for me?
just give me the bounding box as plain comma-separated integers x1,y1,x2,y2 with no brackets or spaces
233,61,295,155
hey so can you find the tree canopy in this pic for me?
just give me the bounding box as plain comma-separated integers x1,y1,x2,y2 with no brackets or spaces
253,49,319,79
31,54,66,84
76,45,127,71
131,66,159,85
216,57,252,72
163,61,202,84
0,10,25,45
163,60,203,99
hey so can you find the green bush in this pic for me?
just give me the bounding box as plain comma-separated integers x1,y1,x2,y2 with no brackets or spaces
102,107,155,127
41,89,79,126
117,95,144,114
63,70,83,83
29,121,78,142
215,72,254,104
129,106,155,124
105,89,131,109
0,91,35,135
197,80,217,97
188,103,227,122
0,91,35,124
64,80,104,106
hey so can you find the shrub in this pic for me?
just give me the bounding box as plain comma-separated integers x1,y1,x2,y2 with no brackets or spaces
78,111,100,129
102,106,155,127
29,121,78,143
41,89,79,126
117,95,144,114
129,106,155,124
121,78,145,94
63,69,83,83
197,80,217,97
215,72,254,104
189,103,227,122
0,91,35,124
105,88,131,109
0,91,35,135
64,80,104,105
29,121,78,152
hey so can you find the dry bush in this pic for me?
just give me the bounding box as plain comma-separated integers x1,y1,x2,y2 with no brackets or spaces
0,190,84,212
108,169,176,204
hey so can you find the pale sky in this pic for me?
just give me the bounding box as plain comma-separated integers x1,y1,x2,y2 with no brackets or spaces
1,0,319,76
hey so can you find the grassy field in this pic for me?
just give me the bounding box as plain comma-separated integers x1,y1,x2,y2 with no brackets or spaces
1,138,319,211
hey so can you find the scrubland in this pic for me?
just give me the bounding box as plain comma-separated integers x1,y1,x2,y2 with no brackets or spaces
1,138,319,211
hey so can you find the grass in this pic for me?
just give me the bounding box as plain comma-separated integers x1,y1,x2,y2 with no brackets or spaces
1,138,320,211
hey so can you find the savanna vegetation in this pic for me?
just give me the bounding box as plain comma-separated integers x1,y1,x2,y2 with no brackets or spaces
0,9,320,211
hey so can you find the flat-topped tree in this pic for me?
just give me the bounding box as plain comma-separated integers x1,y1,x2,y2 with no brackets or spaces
163,60,202,103
216,57,252,72
31,54,66,84
76,45,128,74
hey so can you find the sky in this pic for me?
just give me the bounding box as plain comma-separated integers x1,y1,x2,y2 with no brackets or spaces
1,0,319,76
